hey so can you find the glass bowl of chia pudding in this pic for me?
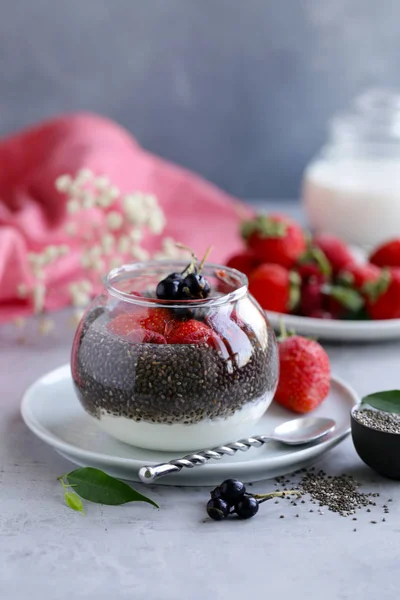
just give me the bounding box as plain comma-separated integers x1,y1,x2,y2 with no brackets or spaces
71,259,279,451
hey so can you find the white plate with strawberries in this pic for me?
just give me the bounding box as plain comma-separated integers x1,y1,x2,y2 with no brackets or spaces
265,311,400,342
227,213,400,342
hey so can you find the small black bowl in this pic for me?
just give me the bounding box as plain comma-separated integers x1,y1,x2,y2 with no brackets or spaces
351,406,400,480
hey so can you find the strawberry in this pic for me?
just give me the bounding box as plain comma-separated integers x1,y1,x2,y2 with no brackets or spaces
167,319,218,345
274,335,331,414
248,264,300,313
226,250,259,276
139,308,176,336
337,263,381,290
365,269,400,320
242,213,306,268
124,329,167,344
370,239,400,268
313,234,354,275
298,280,325,317
107,308,176,339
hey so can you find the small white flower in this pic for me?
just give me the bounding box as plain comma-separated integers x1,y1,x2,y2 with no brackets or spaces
106,211,124,231
65,222,77,236
32,283,46,314
148,210,165,234
43,245,58,262
76,168,93,184
131,245,149,261
92,259,105,273
17,283,28,298
67,199,81,214
118,235,131,254
14,317,26,329
89,245,103,259
81,191,95,209
80,253,92,268
80,280,93,294
95,176,110,190
109,256,122,269
38,318,55,335
108,185,120,199
101,233,115,254
58,245,70,256
129,228,143,243
96,192,114,209
55,174,72,193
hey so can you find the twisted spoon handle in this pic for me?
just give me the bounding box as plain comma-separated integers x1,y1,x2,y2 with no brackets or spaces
138,435,271,483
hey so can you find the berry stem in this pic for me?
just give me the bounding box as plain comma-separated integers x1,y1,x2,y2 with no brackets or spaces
253,490,301,504
198,246,213,274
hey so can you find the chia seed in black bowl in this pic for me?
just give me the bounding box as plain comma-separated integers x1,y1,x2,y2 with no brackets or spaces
71,261,279,451
351,405,400,480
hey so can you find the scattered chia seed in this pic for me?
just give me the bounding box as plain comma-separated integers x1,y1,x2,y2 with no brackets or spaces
299,472,375,517
353,408,400,434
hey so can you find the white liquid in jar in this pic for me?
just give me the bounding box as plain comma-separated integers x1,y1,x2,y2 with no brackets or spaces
303,158,400,248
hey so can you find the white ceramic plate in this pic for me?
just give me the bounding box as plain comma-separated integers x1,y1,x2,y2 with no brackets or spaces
266,311,400,342
21,364,358,486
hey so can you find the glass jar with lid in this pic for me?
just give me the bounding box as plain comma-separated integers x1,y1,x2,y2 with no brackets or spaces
302,89,400,248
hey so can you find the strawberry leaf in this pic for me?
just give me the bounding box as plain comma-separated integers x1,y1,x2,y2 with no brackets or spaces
241,215,287,240
329,285,365,312
363,269,391,303
361,390,400,414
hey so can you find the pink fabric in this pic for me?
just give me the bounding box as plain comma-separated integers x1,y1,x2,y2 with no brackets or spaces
0,113,252,322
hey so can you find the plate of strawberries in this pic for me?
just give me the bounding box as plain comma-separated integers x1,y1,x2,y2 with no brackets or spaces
226,213,400,341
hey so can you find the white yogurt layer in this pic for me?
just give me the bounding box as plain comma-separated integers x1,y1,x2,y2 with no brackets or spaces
94,396,273,451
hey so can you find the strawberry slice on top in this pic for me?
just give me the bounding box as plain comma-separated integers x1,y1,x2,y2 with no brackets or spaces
107,307,175,342
167,319,218,346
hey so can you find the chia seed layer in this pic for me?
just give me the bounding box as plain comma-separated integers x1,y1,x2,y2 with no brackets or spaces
353,408,400,434
72,308,278,425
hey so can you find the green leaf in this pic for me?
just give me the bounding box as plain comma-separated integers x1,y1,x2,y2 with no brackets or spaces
363,269,391,303
329,285,365,312
298,247,332,278
241,215,287,240
65,467,159,508
64,491,84,513
361,390,400,414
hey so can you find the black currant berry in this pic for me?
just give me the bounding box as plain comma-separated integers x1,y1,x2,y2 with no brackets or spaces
206,498,230,521
210,486,221,499
219,479,246,504
234,496,259,519
180,273,211,300
156,273,184,300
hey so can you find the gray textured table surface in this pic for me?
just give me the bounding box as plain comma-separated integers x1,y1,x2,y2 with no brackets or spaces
1,205,400,600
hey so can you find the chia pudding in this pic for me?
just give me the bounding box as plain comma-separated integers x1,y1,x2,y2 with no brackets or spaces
71,261,279,451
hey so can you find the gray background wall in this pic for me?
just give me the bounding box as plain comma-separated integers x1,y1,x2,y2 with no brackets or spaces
0,0,399,198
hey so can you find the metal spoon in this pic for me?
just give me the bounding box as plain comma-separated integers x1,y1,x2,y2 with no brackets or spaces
138,416,336,483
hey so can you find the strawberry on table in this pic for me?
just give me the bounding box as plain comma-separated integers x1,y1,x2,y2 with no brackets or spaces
241,213,306,268
370,239,400,268
274,335,331,414
226,250,259,276
248,263,300,314
365,269,400,320
313,233,354,275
